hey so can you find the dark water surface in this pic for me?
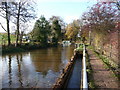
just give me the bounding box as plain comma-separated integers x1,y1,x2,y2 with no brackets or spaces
67,58,82,88
1,46,74,88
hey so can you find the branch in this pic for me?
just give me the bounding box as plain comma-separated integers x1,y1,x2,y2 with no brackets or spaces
116,2,120,10
0,23,7,32
0,14,6,18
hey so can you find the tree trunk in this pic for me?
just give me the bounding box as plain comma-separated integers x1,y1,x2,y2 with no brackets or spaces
15,17,19,46
20,31,24,45
15,2,21,47
5,2,11,46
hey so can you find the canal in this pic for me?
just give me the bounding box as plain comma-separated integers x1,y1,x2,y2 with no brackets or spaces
1,46,74,88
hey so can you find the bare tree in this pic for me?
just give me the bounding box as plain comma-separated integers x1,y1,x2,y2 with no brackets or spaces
0,2,11,46
11,1,36,46
19,23,29,45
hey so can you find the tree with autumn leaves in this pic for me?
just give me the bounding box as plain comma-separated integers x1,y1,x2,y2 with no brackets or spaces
65,2,119,65
81,2,120,50
80,2,120,79
65,20,81,41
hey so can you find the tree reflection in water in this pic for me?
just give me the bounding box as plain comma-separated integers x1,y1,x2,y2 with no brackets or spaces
1,46,74,88
16,54,23,87
8,55,12,87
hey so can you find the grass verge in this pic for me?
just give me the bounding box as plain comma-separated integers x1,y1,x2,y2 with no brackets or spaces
94,51,120,80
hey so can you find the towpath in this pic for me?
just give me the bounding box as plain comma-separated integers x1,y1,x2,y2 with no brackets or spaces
87,48,119,88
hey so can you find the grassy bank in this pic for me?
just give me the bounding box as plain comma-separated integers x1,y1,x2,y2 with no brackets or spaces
94,51,120,80
1,43,57,55
75,44,83,51
0,33,16,45
2,46,26,55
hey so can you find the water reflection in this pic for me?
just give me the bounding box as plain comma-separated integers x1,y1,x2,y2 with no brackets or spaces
8,55,12,87
1,46,74,88
30,47,62,73
16,54,23,87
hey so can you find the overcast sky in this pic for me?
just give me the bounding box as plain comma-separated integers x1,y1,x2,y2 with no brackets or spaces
0,0,97,33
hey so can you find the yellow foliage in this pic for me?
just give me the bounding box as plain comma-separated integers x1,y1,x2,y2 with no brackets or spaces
65,20,80,39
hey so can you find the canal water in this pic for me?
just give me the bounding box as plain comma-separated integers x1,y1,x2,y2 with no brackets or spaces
1,46,74,88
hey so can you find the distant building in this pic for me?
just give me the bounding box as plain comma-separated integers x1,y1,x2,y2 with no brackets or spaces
62,41,71,46
22,36,29,42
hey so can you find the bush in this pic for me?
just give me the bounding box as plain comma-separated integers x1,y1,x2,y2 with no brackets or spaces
75,44,83,51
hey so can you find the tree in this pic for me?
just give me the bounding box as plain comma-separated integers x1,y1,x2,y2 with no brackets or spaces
49,16,65,29
82,2,120,52
0,1,36,46
51,19,62,44
31,16,51,45
65,20,81,41
49,16,66,41
11,1,36,46
0,2,12,46
116,0,120,10
80,24,90,43
82,2,120,31
19,23,29,45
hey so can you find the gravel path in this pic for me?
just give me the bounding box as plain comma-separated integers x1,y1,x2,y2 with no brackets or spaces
87,49,119,89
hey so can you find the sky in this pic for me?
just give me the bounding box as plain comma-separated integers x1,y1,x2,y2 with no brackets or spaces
0,0,97,33
36,0,97,23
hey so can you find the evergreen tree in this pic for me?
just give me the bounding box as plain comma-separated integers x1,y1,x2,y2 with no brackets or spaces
51,19,61,44
32,16,51,45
